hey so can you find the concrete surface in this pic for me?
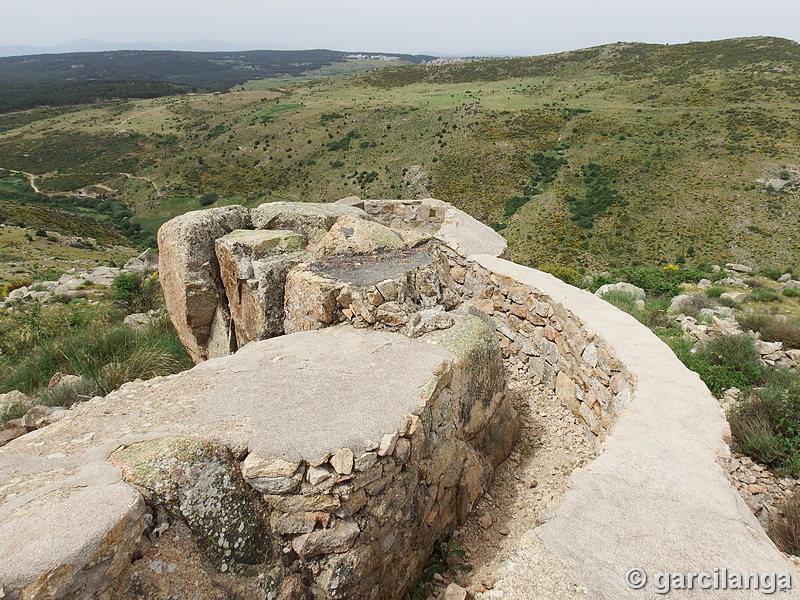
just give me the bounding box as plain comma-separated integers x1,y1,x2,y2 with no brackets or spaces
0,325,454,594
472,255,799,599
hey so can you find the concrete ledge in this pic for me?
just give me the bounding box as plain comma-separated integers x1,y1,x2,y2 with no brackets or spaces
0,316,517,600
471,255,798,598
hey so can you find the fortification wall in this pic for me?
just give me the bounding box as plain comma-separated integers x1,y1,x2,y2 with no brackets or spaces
2,197,794,600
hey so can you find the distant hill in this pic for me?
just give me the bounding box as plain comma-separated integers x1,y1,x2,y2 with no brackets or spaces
0,49,437,112
0,39,298,57
0,36,798,274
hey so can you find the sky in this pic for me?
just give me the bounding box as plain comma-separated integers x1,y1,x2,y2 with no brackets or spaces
2,0,799,57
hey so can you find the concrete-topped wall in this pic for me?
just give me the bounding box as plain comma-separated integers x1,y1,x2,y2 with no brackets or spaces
0,315,517,600
2,197,796,599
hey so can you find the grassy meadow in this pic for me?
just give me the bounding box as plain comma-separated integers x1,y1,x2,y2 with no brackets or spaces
0,37,798,276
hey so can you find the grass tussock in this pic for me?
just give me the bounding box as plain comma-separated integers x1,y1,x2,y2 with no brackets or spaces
748,287,782,303
728,369,800,476
737,312,800,349
0,280,192,425
770,490,800,555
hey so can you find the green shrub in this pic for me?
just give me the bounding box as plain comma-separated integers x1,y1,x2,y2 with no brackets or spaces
748,287,781,302
2,277,33,297
665,334,763,396
504,195,530,218
737,313,800,349
757,267,784,281
112,272,161,313
718,295,742,309
537,263,584,287
784,288,800,299
198,193,217,207
623,266,704,298
705,286,726,298
728,369,800,476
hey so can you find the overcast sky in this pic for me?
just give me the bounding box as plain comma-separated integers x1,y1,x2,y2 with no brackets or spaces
2,0,799,56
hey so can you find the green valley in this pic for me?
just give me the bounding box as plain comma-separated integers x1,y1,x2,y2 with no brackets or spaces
0,36,798,277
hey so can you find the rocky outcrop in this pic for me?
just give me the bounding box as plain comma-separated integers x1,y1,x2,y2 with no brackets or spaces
158,205,251,363
0,198,518,600
284,243,460,336
215,229,306,347
156,199,508,364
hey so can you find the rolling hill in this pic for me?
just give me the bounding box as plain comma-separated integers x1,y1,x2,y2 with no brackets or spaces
0,49,436,112
0,36,798,277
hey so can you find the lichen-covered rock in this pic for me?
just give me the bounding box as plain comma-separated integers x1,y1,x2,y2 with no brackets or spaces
215,229,307,347
251,201,369,243
309,215,409,257
158,205,251,363
110,437,272,568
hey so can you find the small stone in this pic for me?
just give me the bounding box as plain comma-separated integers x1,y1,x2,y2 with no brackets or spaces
377,431,400,457
528,479,538,488
290,518,360,558
393,437,411,464
248,472,303,494
450,265,467,284
330,447,354,475
472,298,495,315
375,279,400,302
482,574,499,589
23,405,63,431
241,454,301,479
720,291,747,304
307,464,334,485
498,526,510,536
440,583,469,600
0,425,25,446
581,344,598,368
478,514,493,529
270,511,328,535
748,484,764,495
609,372,625,394
354,451,378,472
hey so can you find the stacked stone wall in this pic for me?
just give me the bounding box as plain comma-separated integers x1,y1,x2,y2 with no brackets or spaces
443,250,636,446
1,198,639,600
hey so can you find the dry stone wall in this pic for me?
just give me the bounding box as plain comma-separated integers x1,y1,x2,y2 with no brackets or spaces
451,257,636,446
1,198,640,600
